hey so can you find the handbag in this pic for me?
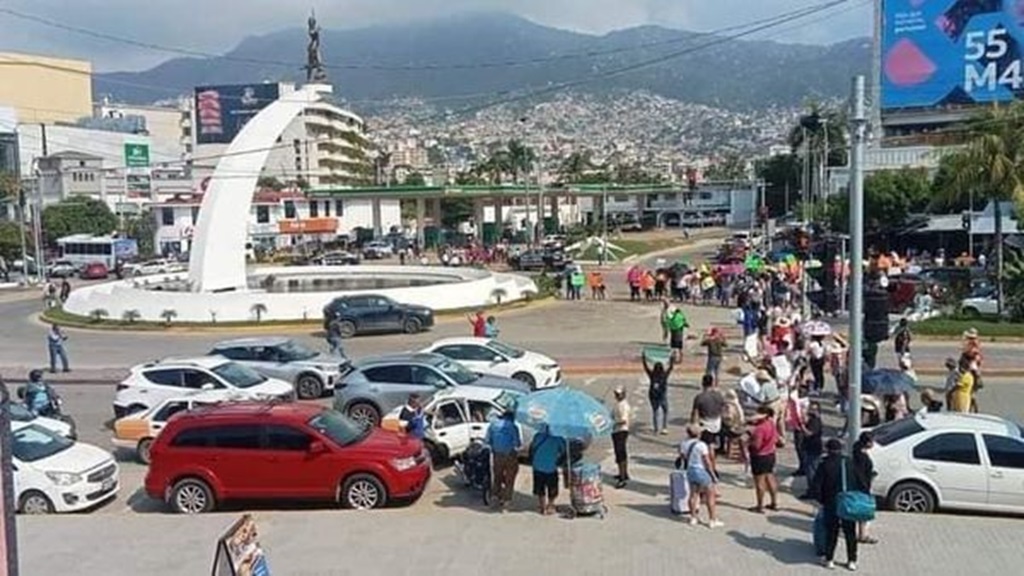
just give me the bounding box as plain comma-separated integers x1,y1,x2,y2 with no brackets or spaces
836,458,876,522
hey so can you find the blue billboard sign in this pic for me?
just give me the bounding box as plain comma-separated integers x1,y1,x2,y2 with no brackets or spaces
882,0,1024,109
194,84,280,144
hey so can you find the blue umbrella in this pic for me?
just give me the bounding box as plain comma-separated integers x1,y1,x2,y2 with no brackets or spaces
862,369,917,396
514,387,613,441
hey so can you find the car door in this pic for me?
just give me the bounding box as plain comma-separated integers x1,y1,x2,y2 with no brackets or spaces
466,399,497,441
910,432,989,508
137,368,187,408
362,365,431,412
981,434,1024,511
260,424,326,498
181,369,226,393
431,399,470,456
250,346,289,381
370,296,402,331
200,424,263,498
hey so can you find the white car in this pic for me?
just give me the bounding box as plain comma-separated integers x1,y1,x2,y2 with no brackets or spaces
868,412,1024,515
128,258,185,277
420,337,562,390
11,422,119,514
9,403,75,439
960,290,1002,318
113,356,295,418
381,385,528,462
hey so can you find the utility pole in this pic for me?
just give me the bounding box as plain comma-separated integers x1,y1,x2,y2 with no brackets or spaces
848,75,868,449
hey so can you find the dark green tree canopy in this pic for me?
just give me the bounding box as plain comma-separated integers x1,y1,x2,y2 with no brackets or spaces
42,196,119,247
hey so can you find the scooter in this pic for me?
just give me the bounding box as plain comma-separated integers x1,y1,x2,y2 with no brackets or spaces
17,381,76,429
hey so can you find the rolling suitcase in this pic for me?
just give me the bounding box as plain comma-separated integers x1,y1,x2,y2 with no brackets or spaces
669,469,690,515
813,508,826,557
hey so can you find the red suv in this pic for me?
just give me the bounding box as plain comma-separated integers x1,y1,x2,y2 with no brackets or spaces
145,402,430,514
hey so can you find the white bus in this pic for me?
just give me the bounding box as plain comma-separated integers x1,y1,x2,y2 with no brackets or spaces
56,234,138,270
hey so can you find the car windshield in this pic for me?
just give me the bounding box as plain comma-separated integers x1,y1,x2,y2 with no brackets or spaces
871,417,925,447
435,358,479,385
12,425,74,462
276,340,317,362
488,340,525,359
309,410,368,446
211,362,267,389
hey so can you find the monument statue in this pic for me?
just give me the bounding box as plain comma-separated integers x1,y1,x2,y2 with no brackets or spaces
306,10,328,83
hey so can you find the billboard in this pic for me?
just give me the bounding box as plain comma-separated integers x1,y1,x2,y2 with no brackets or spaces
194,84,280,145
882,0,1024,109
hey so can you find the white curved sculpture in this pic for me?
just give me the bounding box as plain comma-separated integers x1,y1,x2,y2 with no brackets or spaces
188,84,332,293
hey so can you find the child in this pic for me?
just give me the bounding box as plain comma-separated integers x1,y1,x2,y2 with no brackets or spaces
484,316,500,338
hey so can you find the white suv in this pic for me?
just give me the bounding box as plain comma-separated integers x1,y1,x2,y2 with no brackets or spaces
113,356,295,418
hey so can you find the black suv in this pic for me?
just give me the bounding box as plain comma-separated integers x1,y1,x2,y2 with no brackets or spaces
322,294,434,337
511,249,567,272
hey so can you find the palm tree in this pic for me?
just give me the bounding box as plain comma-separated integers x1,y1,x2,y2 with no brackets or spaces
121,309,141,324
250,303,268,322
89,309,109,323
558,151,593,184
505,139,536,185
936,103,1024,317
160,309,178,326
788,103,848,213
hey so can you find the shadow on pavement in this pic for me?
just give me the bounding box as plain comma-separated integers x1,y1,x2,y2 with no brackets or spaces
621,502,683,521
727,531,818,566
767,513,813,533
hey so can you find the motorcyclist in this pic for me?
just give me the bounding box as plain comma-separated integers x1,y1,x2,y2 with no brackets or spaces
23,369,56,417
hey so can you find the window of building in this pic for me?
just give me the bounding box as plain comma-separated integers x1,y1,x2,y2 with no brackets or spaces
323,200,331,217
256,205,270,224
191,207,199,225
335,199,344,216
161,207,175,226
309,201,318,218
283,201,296,219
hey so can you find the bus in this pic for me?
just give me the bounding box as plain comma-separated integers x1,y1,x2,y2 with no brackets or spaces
56,234,138,270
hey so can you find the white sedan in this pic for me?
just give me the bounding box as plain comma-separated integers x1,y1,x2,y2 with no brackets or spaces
11,422,120,514
420,337,562,390
868,412,1024,515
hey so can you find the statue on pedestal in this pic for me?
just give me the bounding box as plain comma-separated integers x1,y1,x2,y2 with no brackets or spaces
306,10,328,83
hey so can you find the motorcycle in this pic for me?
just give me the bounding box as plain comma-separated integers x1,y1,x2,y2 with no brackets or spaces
17,382,76,429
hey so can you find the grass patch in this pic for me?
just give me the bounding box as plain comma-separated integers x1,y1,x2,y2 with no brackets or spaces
575,237,684,261
914,316,1024,339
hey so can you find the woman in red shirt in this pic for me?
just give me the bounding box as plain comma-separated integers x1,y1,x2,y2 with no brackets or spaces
747,405,780,513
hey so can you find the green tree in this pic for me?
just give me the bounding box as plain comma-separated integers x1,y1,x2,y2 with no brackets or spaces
827,168,932,233
557,151,593,184
755,154,802,216
704,154,749,181
0,221,29,261
505,139,536,185
41,196,118,247
257,176,285,191
403,172,426,186
788,103,849,218
123,210,156,258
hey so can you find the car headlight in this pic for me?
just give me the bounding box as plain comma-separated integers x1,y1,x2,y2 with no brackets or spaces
45,471,83,486
539,363,559,371
391,456,418,471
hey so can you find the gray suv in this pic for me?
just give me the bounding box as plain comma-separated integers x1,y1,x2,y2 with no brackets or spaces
334,352,530,426
209,337,348,400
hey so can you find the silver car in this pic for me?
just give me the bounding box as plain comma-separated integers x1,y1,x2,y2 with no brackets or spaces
208,337,348,400
333,352,531,427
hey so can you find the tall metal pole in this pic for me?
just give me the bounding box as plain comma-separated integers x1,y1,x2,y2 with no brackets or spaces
848,75,868,449
801,127,810,222
600,188,608,265
968,187,974,257
0,379,19,576
870,0,883,143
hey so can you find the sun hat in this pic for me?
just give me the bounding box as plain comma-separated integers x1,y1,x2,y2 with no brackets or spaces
963,328,979,339
755,369,773,382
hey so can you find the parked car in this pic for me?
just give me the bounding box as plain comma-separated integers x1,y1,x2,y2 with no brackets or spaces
333,353,531,427
960,287,1002,318
113,356,295,418
46,260,78,279
12,256,39,276
510,249,566,272
322,294,434,337
79,262,109,280
208,337,348,400
361,241,394,260
381,386,528,462
145,402,431,513
9,403,76,439
420,337,562,390
12,422,119,514
868,412,1024,515
313,251,361,266
111,391,229,464
127,258,184,277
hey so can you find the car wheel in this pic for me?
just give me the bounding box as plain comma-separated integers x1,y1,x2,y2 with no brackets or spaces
347,402,381,427
340,474,388,510
403,317,422,334
170,478,215,514
137,437,154,464
296,374,324,400
19,491,54,515
512,372,537,389
335,320,357,339
888,481,936,514
962,307,980,319
425,440,449,467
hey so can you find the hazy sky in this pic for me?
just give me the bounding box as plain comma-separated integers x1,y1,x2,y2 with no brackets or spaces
0,0,872,72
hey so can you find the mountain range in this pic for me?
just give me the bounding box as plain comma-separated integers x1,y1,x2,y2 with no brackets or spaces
96,12,871,112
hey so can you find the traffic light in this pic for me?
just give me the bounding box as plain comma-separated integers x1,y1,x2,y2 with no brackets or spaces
962,211,972,231
864,289,891,343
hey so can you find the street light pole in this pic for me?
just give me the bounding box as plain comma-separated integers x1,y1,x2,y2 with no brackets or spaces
848,75,868,449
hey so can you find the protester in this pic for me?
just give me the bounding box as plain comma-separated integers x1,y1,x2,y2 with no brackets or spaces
484,316,500,338
690,374,725,462
853,432,878,545
468,310,487,337
949,356,975,413
701,327,727,383
627,265,642,301
720,389,746,457
642,354,673,435
485,409,522,509
812,439,863,571
529,425,565,515
747,405,779,513
611,386,632,488
397,394,426,439
46,324,70,373
570,267,586,300
665,306,689,363
59,278,72,303
893,318,912,361
808,335,827,394
326,321,344,357
798,402,824,499
679,424,723,528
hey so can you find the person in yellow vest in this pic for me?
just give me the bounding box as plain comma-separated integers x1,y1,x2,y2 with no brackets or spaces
949,356,975,413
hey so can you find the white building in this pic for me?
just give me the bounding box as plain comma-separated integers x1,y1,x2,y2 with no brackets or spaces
151,188,399,256
826,145,955,197
93,97,191,160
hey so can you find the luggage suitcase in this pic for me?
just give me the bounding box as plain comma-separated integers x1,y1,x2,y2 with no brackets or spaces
669,470,689,515
813,508,826,557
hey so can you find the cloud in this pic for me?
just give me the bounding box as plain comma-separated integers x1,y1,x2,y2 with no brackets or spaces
0,0,870,71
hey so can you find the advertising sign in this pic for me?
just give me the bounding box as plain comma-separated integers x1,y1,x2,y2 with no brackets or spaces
212,514,270,576
882,0,1024,109
124,143,150,167
195,84,281,145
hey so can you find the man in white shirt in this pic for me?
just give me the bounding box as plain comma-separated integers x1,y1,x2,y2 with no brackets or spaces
612,386,632,489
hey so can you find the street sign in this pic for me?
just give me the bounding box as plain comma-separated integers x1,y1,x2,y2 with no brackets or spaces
124,143,150,168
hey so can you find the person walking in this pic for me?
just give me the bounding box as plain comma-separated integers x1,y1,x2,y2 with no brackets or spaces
666,307,689,364
529,426,565,515
326,320,345,357
747,405,779,513
570,267,586,301
808,335,827,394
46,324,70,373
811,438,863,571
397,394,426,440
485,409,522,510
798,401,824,499
643,354,673,435
59,278,72,303
701,327,727,383
893,318,912,361
468,310,487,337
680,424,723,528
690,374,725,461
611,386,632,488
852,432,878,545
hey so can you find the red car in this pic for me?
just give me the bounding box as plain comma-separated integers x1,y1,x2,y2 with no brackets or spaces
79,262,109,280
145,402,430,514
